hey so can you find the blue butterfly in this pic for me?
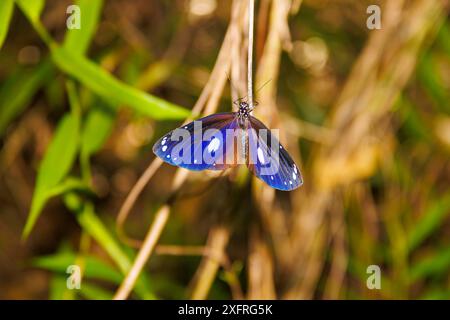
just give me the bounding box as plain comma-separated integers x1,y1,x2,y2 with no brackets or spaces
152,101,303,191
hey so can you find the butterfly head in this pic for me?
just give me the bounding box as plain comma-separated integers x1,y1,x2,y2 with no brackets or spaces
238,101,251,119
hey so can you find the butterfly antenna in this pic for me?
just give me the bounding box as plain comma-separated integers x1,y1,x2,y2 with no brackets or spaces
226,72,240,98
248,79,271,110
255,79,272,94
226,72,248,105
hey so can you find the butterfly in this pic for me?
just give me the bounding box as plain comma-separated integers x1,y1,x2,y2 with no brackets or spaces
152,101,303,191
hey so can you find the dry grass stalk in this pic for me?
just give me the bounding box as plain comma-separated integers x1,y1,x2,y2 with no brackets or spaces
113,205,170,300
189,226,231,299
248,0,298,299
284,0,447,299
247,228,277,299
113,0,247,300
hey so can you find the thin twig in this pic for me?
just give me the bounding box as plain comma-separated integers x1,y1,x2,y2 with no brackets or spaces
186,0,246,300
113,205,170,300
155,244,243,299
116,158,163,247
189,226,230,299
247,0,255,107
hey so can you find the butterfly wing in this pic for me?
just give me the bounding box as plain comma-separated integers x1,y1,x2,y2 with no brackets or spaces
247,116,303,191
153,112,241,171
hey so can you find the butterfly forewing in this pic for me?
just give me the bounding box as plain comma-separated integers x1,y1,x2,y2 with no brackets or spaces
153,112,241,170
247,116,303,191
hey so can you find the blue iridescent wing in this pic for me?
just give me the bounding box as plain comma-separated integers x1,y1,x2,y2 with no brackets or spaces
247,116,303,191
152,112,240,171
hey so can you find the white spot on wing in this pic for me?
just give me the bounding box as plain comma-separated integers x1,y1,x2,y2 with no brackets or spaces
162,145,168,152
292,172,296,180
257,147,266,164
207,137,220,153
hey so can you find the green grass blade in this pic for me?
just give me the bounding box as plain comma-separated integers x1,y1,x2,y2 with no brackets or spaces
65,199,155,299
0,0,14,49
0,60,53,135
50,45,190,120
398,97,433,142
74,203,131,274
35,114,80,190
407,192,450,252
417,53,450,114
78,283,114,300
33,252,123,284
34,250,150,300
49,275,75,300
15,0,45,23
81,103,115,157
437,22,450,56
23,112,80,238
63,0,103,55
15,1,189,120
420,289,450,300
80,102,115,181
410,246,450,282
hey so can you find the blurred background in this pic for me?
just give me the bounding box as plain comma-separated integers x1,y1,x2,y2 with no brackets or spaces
0,0,449,300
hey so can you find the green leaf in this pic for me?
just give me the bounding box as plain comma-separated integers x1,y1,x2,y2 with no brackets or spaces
0,0,14,49
81,103,115,157
64,198,155,299
32,252,119,300
0,60,53,135
437,22,450,57
15,0,189,120
421,289,450,300
63,0,103,55
46,177,91,198
79,102,115,181
15,0,45,23
33,252,123,284
398,97,433,142
418,53,450,114
50,45,190,120
410,246,450,281
49,275,74,300
407,192,450,252
23,112,80,238
78,283,114,300
37,251,116,300
73,202,131,275
36,114,80,190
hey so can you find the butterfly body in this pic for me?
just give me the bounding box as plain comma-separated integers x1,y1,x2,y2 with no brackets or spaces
153,102,303,191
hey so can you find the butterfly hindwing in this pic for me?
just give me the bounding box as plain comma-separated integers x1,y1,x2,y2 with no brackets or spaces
152,113,240,171
247,116,302,191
